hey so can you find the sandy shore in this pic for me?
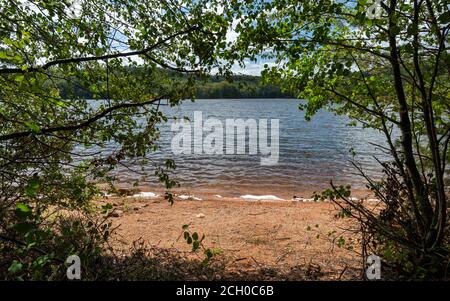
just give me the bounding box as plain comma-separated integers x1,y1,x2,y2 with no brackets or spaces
101,195,366,280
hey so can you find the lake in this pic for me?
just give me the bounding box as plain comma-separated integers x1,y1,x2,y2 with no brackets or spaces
110,98,388,198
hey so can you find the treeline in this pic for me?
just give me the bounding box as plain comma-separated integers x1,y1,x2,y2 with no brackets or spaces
56,71,292,99
194,75,292,99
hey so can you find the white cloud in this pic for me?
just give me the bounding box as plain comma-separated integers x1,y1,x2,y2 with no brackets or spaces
229,61,267,76
210,59,277,76
226,19,240,44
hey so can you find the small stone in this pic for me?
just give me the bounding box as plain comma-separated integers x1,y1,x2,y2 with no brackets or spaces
117,188,141,196
302,198,315,202
196,213,205,218
110,210,123,217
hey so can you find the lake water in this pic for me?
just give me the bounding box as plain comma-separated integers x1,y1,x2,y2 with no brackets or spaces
112,98,388,198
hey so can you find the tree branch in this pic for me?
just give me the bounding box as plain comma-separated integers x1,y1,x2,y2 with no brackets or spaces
0,96,166,141
0,26,200,74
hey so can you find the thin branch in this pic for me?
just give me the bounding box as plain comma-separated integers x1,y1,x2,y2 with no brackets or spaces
0,96,166,141
0,26,200,74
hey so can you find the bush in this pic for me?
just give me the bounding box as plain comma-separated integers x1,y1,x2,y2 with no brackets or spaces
322,162,449,280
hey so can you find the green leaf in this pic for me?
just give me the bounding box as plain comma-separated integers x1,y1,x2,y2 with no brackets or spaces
24,178,40,197
8,260,23,274
15,75,25,82
438,11,450,23
15,203,32,219
13,222,35,234
192,240,200,251
24,121,40,133
0,51,10,59
16,203,31,214
101,203,113,213
204,249,213,258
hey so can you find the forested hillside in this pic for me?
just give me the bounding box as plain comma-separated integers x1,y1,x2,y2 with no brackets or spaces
55,70,292,99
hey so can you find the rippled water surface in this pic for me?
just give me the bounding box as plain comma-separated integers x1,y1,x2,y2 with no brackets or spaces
110,99,389,197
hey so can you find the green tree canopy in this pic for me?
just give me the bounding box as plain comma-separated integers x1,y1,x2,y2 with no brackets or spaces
0,0,232,279
229,0,449,278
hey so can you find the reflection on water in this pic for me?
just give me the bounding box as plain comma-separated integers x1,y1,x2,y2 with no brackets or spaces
105,99,390,197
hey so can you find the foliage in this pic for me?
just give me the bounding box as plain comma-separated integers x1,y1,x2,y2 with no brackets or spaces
1,202,115,280
195,76,291,99
229,0,450,279
181,224,223,265
55,71,292,99
1,0,449,281
0,0,232,279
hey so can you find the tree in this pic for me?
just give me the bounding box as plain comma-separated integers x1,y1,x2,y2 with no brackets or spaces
229,0,449,278
0,0,230,279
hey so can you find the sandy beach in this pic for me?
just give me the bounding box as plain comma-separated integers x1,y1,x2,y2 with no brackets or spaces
102,194,367,280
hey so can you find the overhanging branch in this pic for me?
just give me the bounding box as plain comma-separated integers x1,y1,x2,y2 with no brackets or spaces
0,26,200,75
0,96,166,141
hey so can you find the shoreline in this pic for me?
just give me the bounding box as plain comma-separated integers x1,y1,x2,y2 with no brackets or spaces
101,187,379,203
102,195,369,280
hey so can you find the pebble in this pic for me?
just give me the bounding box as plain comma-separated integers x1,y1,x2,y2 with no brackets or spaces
302,198,315,202
110,210,123,217
130,192,158,198
367,198,380,202
240,195,284,201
